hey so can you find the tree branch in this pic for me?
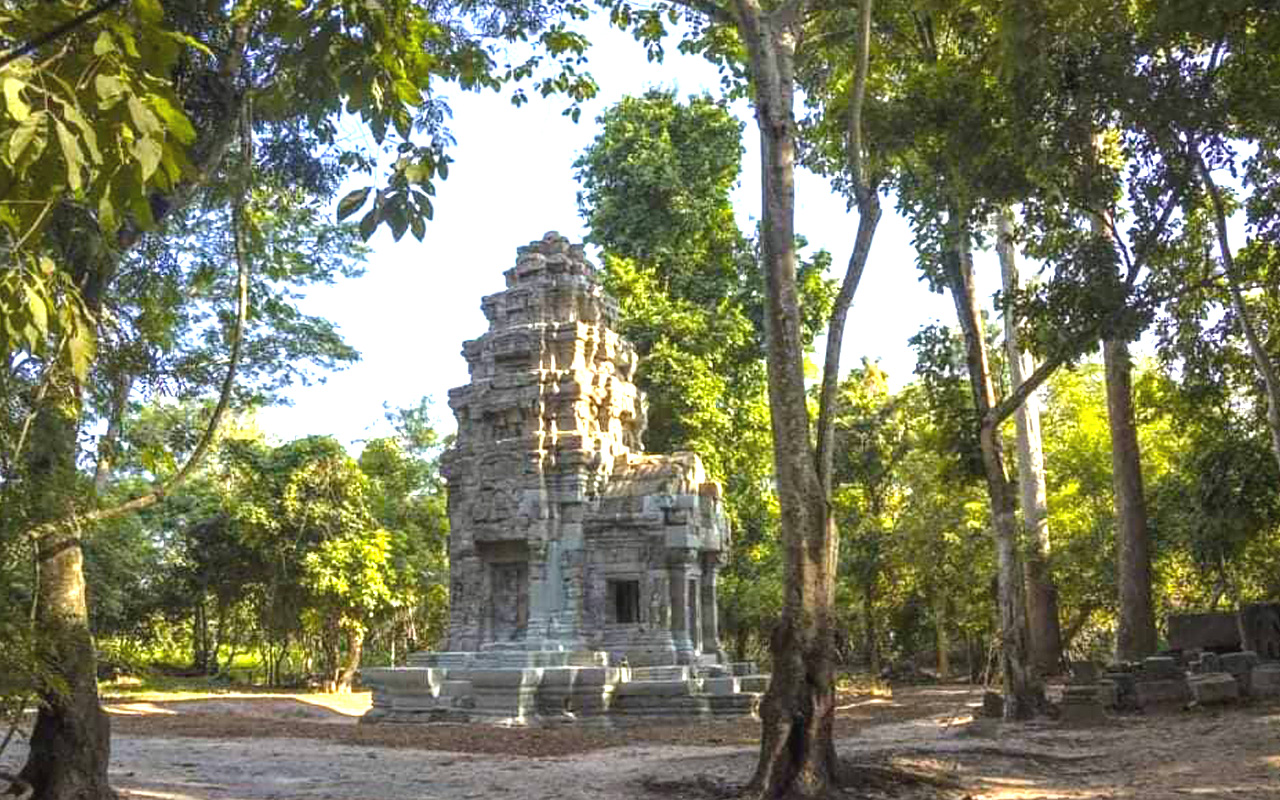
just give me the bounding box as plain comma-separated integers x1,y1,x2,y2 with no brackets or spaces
663,0,736,26
986,352,1068,430
1193,144,1280,466
815,0,877,495
41,95,254,533
0,0,125,70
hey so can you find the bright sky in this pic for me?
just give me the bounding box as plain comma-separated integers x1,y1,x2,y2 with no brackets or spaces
255,15,990,447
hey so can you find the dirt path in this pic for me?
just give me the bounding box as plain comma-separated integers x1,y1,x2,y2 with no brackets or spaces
4,685,1278,799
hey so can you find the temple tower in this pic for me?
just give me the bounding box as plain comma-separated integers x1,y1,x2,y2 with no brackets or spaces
440,232,727,664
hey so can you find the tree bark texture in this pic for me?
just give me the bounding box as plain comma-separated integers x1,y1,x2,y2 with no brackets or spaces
1103,337,1157,661
1085,200,1156,662
863,583,880,674
735,4,839,796
944,209,1037,719
20,401,115,800
996,210,1062,677
933,591,950,678
336,629,364,692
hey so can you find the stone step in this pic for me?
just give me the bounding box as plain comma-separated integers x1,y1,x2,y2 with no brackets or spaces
630,665,692,682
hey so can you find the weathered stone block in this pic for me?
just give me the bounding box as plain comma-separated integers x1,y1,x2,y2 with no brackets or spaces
1251,663,1280,697
1240,603,1280,661
1141,656,1182,680
1188,672,1239,705
1219,651,1259,695
982,690,1003,718
1134,678,1191,708
1058,690,1106,726
702,677,741,696
614,679,697,698
1096,679,1119,708
631,665,692,682
1168,612,1241,652
1069,661,1099,684
1193,652,1222,674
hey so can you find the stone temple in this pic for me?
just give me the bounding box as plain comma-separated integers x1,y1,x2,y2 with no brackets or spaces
361,232,768,725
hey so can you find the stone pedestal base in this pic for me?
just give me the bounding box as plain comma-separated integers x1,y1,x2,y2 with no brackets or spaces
361,648,769,727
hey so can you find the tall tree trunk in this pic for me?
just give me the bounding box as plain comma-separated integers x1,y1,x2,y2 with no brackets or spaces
944,207,1037,719
934,591,950,679
1087,202,1156,661
1104,337,1157,660
737,5,838,797
863,583,880,674
20,396,115,800
996,210,1063,677
336,628,364,693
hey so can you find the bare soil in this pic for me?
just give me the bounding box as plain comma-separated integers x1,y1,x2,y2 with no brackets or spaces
3,684,1278,799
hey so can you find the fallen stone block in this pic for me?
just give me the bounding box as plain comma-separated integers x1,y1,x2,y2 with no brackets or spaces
1104,672,1138,710
1069,661,1099,683
982,690,1003,718
1141,656,1182,681
1251,663,1280,697
1134,677,1191,708
1096,679,1119,708
1189,672,1238,705
1221,651,1259,696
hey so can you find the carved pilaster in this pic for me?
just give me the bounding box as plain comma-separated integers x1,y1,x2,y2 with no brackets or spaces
668,548,698,663
701,552,724,662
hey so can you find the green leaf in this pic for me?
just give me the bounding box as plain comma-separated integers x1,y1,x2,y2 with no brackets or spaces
8,111,46,164
3,77,30,121
131,137,162,181
148,94,195,144
135,0,163,24
98,189,118,232
60,103,101,164
94,74,127,108
93,30,116,55
337,187,371,221
388,200,409,241
23,285,46,333
127,95,162,137
358,208,379,240
53,119,84,192
66,329,95,382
